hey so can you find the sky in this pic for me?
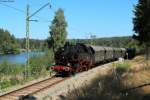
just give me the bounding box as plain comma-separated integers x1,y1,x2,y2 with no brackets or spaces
0,0,138,39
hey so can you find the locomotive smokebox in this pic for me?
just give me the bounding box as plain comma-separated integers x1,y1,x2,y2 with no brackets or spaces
54,43,95,73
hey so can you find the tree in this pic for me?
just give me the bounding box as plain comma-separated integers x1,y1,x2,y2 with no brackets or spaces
0,28,20,54
133,0,150,59
48,8,68,52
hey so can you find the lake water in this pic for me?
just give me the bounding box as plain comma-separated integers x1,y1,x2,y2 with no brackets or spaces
0,52,44,64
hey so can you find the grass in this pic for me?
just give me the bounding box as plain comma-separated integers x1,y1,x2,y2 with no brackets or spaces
0,50,54,92
62,57,150,100
43,61,131,100
114,61,130,69
0,62,24,91
63,67,129,100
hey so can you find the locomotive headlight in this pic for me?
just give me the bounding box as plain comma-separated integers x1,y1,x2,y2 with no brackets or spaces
64,67,69,71
50,66,54,70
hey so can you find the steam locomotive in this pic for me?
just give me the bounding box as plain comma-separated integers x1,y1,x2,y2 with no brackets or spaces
49,43,135,76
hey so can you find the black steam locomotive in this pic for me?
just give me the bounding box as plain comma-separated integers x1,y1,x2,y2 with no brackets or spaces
50,43,135,75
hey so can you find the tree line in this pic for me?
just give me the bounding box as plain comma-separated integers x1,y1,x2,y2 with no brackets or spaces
0,27,141,55
17,38,47,51
0,28,47,54
0,28,20,54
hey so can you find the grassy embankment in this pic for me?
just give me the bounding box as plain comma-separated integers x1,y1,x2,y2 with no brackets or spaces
0,50,54,92
63,56,150,100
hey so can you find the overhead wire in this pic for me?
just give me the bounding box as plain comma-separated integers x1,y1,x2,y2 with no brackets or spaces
0,2,25,13
0,2,52,23
0,2,51,39
0,2,95,39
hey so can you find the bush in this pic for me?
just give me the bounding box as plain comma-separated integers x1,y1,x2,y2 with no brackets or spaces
113,61,130,75
0,80,11,90
0,61,25,90
0,61,24,76
29,50,54,77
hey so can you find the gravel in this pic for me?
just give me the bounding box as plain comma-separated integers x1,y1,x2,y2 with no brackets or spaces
34,62,114,100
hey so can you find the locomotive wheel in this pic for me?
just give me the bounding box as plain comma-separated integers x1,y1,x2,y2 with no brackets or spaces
76,66,80,73
75,59,91,73
84,62,88,71
81,60,86,72
75,60,83,72
85,62,90,71
88,60,93,69
81,60,89,71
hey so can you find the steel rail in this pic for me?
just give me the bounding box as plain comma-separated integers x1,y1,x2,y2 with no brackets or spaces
0,76,68,100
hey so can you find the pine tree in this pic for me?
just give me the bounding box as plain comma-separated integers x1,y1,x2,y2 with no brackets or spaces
48,8,68,52
133,0,150,59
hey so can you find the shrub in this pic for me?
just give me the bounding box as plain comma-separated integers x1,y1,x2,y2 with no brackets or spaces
0,61,24,76
113,61,130,75
29,50,54,77
0,80,11,90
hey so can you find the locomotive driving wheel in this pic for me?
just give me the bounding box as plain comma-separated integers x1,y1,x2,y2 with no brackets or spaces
85,61,90,71
74,59,83,73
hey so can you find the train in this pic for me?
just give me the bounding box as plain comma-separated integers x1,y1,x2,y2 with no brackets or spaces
49,43,135,76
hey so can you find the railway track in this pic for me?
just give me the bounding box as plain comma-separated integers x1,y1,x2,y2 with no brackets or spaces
0,76,67,100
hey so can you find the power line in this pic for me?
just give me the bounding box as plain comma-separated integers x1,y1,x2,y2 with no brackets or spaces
0,0,14,2
0,2,94,39
0,2,51,23
0,2,24,13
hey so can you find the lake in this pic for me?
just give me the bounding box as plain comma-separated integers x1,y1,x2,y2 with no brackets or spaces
0,52,44,64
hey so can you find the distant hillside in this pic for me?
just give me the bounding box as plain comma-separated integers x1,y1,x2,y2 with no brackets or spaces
17,38,47,51
16,36,143,54
69,36,134,48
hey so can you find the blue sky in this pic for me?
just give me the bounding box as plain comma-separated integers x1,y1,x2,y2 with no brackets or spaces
0,0,138,39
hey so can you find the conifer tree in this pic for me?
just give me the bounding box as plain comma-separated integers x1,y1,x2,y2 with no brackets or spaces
133,0,150,59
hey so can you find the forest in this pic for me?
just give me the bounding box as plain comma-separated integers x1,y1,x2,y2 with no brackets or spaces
0,28,20,54
0,27,142,55
0,28,48,54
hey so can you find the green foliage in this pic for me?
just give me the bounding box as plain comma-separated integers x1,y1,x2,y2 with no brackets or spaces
113,61,130,75
0,62,25,90
48,8,68,52
0,28,20,54
0,50,54,90
133,0,150,59
0,80,11,89
17,38,47,51
29,50,54,77
69,36,142,51
0,61,24,76
113,61,130,69
133,0,150,45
